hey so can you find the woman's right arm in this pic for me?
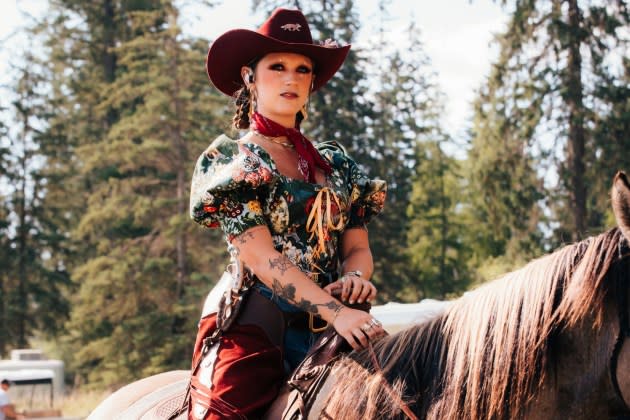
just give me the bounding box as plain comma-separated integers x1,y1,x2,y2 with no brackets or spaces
233,225,385,350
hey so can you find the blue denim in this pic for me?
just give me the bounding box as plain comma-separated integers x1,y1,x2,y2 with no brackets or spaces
254,282,301,313
254,283,320,373
284,326,319,373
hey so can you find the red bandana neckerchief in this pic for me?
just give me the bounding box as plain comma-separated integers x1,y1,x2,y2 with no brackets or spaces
251,112,332,183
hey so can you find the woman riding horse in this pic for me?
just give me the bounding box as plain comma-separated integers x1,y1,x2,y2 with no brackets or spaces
187,8,387,419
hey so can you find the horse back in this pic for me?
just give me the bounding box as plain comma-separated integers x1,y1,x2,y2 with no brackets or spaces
88,370,189,420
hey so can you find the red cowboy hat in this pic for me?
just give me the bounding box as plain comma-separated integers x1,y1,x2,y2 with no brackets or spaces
206,8,351,97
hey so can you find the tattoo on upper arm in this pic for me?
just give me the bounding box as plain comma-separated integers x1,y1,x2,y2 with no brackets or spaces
271,277,341,316
236,230,255,245
269,255,293,275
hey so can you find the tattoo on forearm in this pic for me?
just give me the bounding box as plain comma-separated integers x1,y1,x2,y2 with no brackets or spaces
271,277,341,316
295,298,342,315
272,278,297,301
269,255,293,275
236,231,255,245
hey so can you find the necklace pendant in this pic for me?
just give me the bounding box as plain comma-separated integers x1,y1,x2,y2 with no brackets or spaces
298,156,310,181
251,130,294,149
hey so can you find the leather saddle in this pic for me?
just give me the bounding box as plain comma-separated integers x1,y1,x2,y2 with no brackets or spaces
263,327,350,419
264,298,371,420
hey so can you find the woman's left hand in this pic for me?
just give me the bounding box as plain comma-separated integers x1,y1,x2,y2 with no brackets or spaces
323,274,377,304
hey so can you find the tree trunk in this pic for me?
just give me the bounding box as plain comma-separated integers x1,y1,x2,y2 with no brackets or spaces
102,0,116,84
565,0,587,240
103,0,117,127
168,33,188,309
175,160,188,305
17,120,28,348
439,144,448,298
0,268,6,356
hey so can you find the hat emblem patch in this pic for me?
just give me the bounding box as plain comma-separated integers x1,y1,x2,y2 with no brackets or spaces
281,23,302,31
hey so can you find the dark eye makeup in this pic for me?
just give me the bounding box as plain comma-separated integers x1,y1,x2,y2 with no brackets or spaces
297,65,312,74
268,62,312,73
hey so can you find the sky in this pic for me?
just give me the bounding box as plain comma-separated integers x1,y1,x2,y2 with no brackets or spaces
0,0,510,143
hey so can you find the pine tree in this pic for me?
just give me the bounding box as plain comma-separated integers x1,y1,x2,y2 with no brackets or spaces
36,0,172,258
463,82,545,278
0,102,12,356
368,15,468,301
9,0,229,385
0,51,72,350
487,0,629,243
63,5,227,386
361,14,420,301
407,139,471,299
587,39,630,228
5,0,161,358
14,0,163,382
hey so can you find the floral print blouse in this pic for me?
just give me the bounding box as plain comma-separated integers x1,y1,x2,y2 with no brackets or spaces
189,135,387,287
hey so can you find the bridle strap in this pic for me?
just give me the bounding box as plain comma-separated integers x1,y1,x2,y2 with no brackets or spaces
367,342,420,420
610,241,630,411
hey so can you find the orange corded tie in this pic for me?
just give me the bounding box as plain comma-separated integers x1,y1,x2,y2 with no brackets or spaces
305,187,344,259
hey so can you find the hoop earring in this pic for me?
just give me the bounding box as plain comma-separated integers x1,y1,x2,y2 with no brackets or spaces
300,102,308,121
301,77,315,121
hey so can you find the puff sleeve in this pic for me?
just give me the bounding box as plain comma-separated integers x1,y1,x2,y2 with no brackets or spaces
317,141,387,229
189,135,276,239
345,155,387,229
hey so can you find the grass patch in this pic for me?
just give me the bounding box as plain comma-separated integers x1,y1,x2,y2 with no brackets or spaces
12,386,111,418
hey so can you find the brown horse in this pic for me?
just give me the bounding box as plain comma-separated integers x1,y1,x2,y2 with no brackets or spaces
88,172,630,419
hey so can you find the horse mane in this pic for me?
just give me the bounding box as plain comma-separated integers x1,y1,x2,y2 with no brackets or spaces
323,228,626,420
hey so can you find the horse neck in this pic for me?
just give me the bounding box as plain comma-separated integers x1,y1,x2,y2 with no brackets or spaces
311,315,447,420
525,302,622,419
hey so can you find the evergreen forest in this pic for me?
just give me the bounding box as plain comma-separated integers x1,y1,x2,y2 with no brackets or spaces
0,0,628,388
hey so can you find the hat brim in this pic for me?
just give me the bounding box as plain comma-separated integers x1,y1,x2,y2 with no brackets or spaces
206,29,351,97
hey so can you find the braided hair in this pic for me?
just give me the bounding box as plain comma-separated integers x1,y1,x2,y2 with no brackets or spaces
232,86,252,130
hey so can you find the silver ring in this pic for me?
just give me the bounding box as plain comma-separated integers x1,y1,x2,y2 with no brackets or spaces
370,318,381,327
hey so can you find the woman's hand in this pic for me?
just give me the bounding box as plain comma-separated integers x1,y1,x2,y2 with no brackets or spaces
332,306,386,350
323,272,377,304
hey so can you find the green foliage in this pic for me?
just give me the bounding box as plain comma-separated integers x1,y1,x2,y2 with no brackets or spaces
4,0,228,386
464,77,546,261
365,14,472,301
0,107,11,356
60,5,227,386
587,53,630,230
364,17,440,301
407,140,472,299
0,52,72,353
482,0,629,244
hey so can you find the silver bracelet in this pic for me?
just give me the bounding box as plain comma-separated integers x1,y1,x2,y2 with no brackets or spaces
340,270,362,282
332,304,344,322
